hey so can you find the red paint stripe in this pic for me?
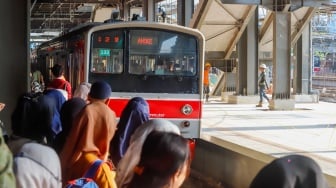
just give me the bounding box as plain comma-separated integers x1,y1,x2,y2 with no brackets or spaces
106,98,201,119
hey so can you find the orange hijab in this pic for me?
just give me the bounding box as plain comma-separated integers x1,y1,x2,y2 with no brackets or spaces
60,100,117,181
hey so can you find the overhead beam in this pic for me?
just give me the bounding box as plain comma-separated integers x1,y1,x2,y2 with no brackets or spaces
31,17,90,21
224,5,257,59
189,0,212,28
259,11,273,42
220,0,332,11
291,7,316,46
32,0,120,3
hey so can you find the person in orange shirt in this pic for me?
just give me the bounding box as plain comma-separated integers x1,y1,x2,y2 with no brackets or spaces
60,81,117,188
203,62,211,102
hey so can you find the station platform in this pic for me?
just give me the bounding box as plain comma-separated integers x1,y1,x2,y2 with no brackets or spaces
201,98,336,187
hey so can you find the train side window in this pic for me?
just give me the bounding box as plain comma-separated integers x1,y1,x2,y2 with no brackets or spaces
128,29,198,77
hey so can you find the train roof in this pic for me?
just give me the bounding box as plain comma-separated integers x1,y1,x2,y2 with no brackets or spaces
37,21,205,50
37,22,101,49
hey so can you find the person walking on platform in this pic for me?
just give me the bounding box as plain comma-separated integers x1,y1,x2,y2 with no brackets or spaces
203,62,211,102
256,64,269,107
48,64,72,100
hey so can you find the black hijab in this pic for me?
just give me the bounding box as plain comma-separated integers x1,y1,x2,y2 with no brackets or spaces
250,155,329,188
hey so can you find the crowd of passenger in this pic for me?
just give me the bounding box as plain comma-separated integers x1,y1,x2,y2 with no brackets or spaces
0,77,191,188
0,63,331,188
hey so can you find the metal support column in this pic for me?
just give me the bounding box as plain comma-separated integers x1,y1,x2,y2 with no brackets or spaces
122,1,130,21
237,9,259,95
0,1,29,133
295,23,310,94
177,0,194,26
227,8,259,104
270,12,295,110
143,0,155,22
292,22,317,102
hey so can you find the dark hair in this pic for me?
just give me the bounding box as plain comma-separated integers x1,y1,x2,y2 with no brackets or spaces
11,93,54,142
51,64,63,77
128,131,190,188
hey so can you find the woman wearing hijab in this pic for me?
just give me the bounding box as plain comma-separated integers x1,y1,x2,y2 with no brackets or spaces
110,97,150,165
116,119,181,188
53,98,86,153
44,89,66,144
60,81,117,188
249,154,329,188
8,93,62,188
7,93,54,153
73,82,92,102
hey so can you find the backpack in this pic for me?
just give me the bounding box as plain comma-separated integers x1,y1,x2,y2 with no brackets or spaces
65,160,103,188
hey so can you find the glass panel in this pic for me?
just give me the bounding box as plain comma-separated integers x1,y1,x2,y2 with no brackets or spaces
129,29,197,77
91,30,124,74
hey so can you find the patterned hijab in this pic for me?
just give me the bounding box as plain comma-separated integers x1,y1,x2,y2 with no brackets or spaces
250,155,329,188
116,119,180,188
110,97,150,165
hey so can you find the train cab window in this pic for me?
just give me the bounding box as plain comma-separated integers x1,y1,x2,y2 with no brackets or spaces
90,30,124,74
128,29,198,77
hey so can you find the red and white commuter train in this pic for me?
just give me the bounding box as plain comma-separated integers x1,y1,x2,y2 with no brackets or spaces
36,21,205,138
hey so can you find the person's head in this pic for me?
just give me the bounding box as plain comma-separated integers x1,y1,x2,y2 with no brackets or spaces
110,97,150,164
129,131,190,188
31,81,43,93
60,98,86,132
250,155,329,188
73,82,92,102
88,81,112,103
11,93,54,142
118,97,149,129
53,98,86,153
51,64,64,77
205,62,211,70
259,64,267,72
116,119,181,188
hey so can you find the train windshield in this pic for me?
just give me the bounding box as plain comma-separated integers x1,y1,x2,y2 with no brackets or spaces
90,27,200,94
128,29,197,76
91,29,124,74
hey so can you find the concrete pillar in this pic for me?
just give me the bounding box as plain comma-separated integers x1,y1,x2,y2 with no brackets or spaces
0,1,29,132
122,2,130,21
228,8,259,104
270,12,295,110
177,0,194,26
295,24,310,94
293,22,317,102
143,0,155,22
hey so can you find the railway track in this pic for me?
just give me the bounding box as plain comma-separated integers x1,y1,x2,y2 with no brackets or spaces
312,76,336,102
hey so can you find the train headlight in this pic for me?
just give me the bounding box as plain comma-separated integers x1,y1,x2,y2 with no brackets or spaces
181,104,193,115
